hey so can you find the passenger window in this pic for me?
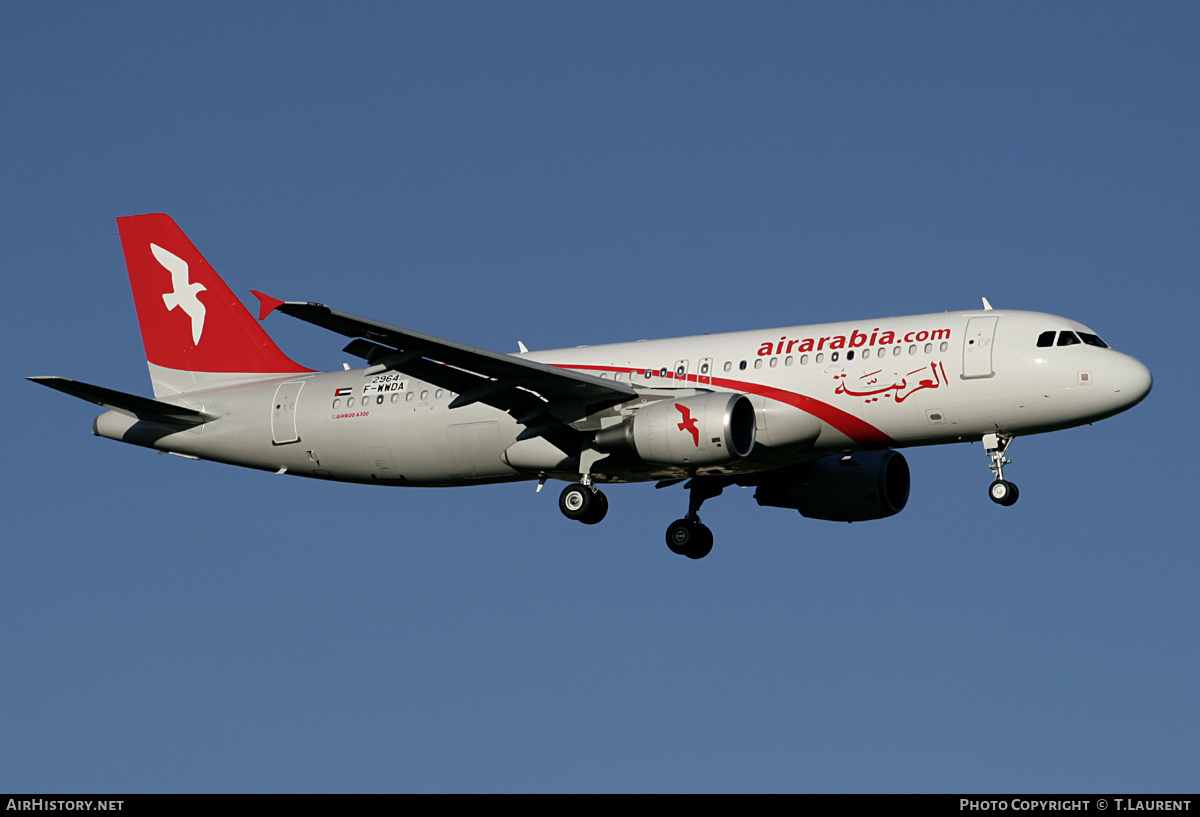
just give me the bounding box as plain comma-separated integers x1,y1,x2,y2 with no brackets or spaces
1037,331,1056,347
435,389,443,399
909,345,917,355
405,392,414,402
739,361,747,370
846,350,855,361
754,359,763,369
377,395,384,404
723,361,732,372
862,349,871,359
348,397,355,407
831,352,839,362
893,346,901,357
940,342,948,352
785,356,793,366
333,399,340,409
769,357,777,368
816,353,824,363
420,390,428,400
391,394,399,403
1057,331,1081,346
924,343,932,354
800,354,809,365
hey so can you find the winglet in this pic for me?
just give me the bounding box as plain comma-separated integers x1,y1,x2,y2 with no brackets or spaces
251,290,286,321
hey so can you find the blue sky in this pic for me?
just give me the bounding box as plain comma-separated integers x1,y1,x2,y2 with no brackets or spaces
2,2,1197,792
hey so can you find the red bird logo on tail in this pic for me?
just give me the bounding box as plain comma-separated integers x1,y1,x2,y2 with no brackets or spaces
675,403,700,447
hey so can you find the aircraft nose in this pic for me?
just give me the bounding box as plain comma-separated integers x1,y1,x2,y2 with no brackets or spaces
1108,353,1152,411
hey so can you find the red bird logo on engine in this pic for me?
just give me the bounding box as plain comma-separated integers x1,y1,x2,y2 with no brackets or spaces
675,403,700,447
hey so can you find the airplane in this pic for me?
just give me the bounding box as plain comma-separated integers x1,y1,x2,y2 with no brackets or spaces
30,213,1153,559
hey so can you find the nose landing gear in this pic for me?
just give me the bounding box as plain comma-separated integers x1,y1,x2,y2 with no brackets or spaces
983,432,1019,506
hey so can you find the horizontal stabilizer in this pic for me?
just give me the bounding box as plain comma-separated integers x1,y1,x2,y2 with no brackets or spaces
28,376,216,426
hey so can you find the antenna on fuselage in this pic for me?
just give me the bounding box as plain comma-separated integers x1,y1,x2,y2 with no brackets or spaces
981,297,994,310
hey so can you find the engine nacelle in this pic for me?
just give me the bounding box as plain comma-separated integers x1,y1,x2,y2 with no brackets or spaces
754,450,910,522
596,392,756,467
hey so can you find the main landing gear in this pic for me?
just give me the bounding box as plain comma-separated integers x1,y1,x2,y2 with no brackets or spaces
557,475,723,560
983,432,1019,506
559,480,609,525
665,478,723,560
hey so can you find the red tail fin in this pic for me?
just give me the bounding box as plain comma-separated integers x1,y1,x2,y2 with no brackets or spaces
117,214,311,393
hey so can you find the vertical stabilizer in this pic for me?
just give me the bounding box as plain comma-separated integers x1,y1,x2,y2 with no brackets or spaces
117,213,313,396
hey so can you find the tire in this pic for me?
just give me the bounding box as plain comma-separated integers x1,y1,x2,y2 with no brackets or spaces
685,524,714,560
989,479,1018,506
1001,481,1019,506
580,490,609,525
666,519,714,559
559,483,592,520
666,519,693,554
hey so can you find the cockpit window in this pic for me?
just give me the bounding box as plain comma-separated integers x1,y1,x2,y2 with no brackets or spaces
1036,331,1056,348
1057,331,1081,346
1079,332,1108,348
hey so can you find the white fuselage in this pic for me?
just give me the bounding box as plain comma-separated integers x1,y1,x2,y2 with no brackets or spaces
93,308,1152,486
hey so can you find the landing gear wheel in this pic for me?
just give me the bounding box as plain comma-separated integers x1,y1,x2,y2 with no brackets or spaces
687,525,714,560
989,479,1019,506
666,519,691,555
580,490,608,525
560,483,609,524
666,518,714,559
559,483,593,520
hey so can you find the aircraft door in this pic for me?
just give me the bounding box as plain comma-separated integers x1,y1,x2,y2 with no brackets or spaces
673,359,690,385
962,317,998,379
271,380,305,444
698,357,713,385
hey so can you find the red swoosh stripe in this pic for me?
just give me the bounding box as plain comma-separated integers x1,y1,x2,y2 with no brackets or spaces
559,364,895,448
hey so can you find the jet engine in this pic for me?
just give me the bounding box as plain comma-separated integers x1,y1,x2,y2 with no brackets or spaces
595,392,756,467
754,450,910,522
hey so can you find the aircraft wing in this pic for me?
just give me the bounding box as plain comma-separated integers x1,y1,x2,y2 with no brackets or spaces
253,293,637,442
28,376,216,425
